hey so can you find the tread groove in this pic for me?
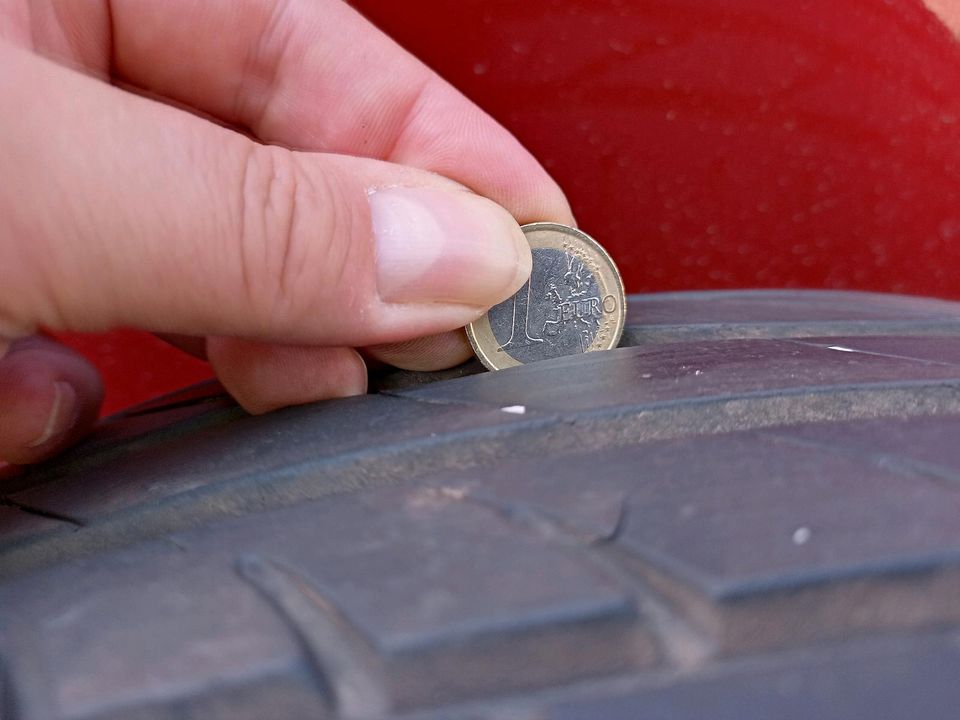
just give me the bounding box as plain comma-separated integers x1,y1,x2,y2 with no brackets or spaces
236,555,390,719
0,499,84,528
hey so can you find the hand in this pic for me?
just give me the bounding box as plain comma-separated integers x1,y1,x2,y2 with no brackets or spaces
0,0,573,465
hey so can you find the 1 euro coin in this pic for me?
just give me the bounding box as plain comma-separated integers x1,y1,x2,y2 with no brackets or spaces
466,223,625,371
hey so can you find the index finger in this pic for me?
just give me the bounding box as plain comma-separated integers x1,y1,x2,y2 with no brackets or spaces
58,0,573,224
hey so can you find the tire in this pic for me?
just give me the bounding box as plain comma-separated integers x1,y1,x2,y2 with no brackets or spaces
4,289,960,719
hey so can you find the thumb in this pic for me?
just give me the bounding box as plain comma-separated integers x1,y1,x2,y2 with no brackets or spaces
0,45,530,346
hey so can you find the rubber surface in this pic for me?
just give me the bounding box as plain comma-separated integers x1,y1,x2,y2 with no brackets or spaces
5,290,960,719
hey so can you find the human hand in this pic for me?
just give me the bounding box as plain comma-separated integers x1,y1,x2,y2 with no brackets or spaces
0,0,573,464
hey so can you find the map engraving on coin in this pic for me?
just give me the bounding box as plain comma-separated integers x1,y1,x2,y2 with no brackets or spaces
467,223,625,371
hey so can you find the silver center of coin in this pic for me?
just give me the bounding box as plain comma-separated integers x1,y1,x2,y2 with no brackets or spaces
488,247,603,363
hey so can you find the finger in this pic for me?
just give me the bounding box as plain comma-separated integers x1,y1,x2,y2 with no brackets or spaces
364,330,474,372
0,336,103,464
0,45,530,348
926,1,960,37
22,0,573,224
206,338,367,415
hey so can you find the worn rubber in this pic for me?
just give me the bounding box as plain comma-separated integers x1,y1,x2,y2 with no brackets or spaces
5,290,960,719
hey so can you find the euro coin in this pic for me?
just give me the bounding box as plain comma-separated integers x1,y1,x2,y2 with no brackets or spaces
466,222,625,371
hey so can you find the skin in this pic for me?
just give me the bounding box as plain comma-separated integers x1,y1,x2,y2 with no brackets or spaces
0,0,574,464
926,0,960,35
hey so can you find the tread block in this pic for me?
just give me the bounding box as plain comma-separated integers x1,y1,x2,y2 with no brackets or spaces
0,549,317,720
0,486,654,717
224,487,654,710
4,395,536,525
400,419,960,653
81,672,327,720
765,413,960,477
542,632,960,720
396,337,960,413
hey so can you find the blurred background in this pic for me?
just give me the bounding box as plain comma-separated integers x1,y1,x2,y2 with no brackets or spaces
56,0,960,414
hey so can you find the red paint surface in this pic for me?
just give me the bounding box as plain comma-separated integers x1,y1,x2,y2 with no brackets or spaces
58,0,960,414
54,330,212,415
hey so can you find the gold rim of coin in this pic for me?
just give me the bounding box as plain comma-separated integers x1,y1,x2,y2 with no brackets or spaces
466,222,626,371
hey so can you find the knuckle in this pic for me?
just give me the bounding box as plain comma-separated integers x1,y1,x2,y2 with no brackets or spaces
235,146,317,325
233,145,369,337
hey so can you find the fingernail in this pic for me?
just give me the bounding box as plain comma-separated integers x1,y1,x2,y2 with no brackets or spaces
369,187,531,306
27,381,78,448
